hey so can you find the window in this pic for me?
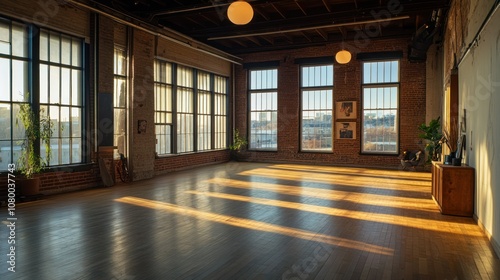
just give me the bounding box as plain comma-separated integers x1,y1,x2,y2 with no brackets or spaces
249,69,277,150
0,19,28,170
197,72,211,151
0,18,85,172
154,60,173,155
176,65,194,153
300,65,333,151
361,60,399,154
114,48,128,158
214,75,227,149
40,30,84,165
154,60,228,155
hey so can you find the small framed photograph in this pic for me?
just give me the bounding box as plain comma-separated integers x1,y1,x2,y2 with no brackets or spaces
336,101,357,119
336,122,356,139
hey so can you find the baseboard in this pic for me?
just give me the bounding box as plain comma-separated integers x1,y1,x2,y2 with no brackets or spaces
474,214,500,258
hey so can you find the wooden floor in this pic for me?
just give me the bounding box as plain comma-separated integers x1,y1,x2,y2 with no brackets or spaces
1,162,499,279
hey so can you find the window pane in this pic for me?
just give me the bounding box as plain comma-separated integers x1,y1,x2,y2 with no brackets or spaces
250,69,277,90
49,105,60,138
114,78,127,107
61,138,70,164
0,20,9,55
11,23,27,57
71,108,81,137
40,64,49,103
72,40,81,67
177,65,193,87
0,58,10,101
61,36,71,65
114,108,127,155
72,138,81,163
61,106,70,137
50,66,60,104
72,70,82,106
114,48,126,75
0,104,11,141
12,60,27,101
61,68,71,105
12,103,24,139
49,32,60,63
40,31,48,61
48,139,59,165
301,65,333,87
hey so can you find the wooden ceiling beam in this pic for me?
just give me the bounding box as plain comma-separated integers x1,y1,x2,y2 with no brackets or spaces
315,29,328,40
255,8,270,21
321,0,331,13
295,1,308,16
246,36,263,46
271,3,287,19
260,36,274,45
300,31,313,42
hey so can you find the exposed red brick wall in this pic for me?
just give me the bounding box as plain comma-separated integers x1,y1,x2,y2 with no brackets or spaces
233,37,427,168
154,150,231,175
0,165,101,199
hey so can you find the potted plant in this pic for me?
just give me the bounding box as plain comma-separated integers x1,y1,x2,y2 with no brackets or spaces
229,129,247,160
418,117,443,163
16,93,53,196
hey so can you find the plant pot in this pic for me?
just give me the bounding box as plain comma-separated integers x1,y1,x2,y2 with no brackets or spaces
19,177,41,196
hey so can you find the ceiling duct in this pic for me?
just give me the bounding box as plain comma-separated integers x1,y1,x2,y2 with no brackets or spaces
408,9,442,61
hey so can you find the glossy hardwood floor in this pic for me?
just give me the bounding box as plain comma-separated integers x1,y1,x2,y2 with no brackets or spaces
1,162,499,279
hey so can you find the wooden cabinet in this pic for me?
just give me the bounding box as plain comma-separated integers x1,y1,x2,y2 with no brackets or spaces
431,162,475,216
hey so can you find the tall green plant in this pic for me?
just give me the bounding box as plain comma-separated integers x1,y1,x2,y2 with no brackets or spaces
16,94,53,178
418,117,443,162
229,129,247,151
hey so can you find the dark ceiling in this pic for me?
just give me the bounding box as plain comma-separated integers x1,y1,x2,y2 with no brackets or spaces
90,0,450,55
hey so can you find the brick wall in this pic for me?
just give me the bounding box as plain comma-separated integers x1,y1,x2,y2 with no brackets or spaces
155,150,231,175
234,38,427,168
129,29,156,181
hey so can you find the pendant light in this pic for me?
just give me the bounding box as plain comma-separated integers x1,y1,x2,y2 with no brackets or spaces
335,49,352,64
336,40,351,64
227,1,254,25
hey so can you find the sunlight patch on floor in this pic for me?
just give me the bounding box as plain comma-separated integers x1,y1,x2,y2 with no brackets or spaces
115,196,394,256
185,190,483,236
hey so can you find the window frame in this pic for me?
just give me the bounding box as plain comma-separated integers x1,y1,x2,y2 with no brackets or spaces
40,29,85,166
360,59,400,155
113,47,128,159
299,63,334,152
0,18,87,172
0,19,30,171
248,68,278,151
153,59,229,156
154,60,174,155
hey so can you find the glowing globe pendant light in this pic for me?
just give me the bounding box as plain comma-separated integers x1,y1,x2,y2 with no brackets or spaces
228,1,254,25
335,50,352,64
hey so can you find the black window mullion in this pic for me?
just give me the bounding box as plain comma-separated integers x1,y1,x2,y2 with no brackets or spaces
171,64,177,154
193,69,198,152
210,74,215,150
31,25,41,159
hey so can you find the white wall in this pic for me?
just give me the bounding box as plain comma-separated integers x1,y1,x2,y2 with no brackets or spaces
458,1,500,255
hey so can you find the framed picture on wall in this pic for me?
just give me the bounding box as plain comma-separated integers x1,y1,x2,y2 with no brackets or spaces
336,122,356,139
336,101,357,119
